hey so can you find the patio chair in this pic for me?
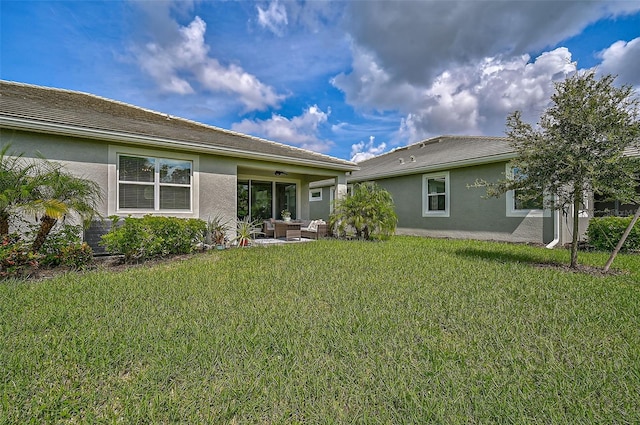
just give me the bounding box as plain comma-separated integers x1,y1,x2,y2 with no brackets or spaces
263,219,275,238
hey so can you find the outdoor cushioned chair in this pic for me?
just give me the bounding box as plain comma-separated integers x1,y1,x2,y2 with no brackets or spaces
263,219,275,238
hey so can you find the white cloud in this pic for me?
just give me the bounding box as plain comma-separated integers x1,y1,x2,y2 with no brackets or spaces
350,136,387,162
345,0,640,85
232,105,333,152
333,1,638,144
133,16,285,111
335,46,577,142
257,1,288,36
597,37,640,86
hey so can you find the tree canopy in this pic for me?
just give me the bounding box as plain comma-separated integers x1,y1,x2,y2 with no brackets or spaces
486,72,640,268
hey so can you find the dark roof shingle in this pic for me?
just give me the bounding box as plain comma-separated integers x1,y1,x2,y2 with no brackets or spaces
350,135,514,181
0,80,356,170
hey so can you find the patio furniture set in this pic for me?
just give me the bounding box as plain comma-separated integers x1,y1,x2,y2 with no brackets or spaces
263,219,328,241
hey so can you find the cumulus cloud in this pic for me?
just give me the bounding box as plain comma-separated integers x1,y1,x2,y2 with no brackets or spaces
257,1,288,36
232,105,333,152
404,48,576,140
334,43,577,142
331,1,639,144
350,136,387,162
345,0,640,85
331,45,422,111
132,15,285,111
597,37,640,86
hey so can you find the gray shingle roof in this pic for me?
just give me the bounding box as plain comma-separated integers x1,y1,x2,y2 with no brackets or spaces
0,80,357,170
350,135,514,181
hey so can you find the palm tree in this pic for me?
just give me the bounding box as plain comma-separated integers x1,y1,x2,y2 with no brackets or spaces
0,145,38,235
330,182,398,240
29,163,102,253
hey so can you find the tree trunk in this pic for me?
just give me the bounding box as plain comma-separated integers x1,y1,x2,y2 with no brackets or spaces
603,205,640,273
570,191,581,268
0,213,9,236
31,215,58,253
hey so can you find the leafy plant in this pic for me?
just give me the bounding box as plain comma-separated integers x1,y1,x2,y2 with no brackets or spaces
587,216,640,252
0,145,39,236
0,234,38,279
205,213,232,247
101,215,206,263
478,72,640,268
233,217,262,247
329,182,398,240
30,223,93,269
28,162,103,253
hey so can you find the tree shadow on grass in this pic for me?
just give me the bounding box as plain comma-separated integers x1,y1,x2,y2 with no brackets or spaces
454,247,557,267
454,247,620,276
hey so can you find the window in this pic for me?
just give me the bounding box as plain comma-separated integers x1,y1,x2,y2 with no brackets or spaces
309,189,322,201
422,172,450,217
237,180,297,221
506,166,546,217
118,154,192,211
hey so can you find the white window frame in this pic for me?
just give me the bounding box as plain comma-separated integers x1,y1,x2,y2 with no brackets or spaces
108,146,199,216
422,171,450,217
505,165,549,217
309,188,323,202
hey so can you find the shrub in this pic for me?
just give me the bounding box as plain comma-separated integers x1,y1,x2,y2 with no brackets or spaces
58,243,94,270
33,224,94,269
587,216,640,252
101,215,206,263
0,234,39,279
330,182,398,240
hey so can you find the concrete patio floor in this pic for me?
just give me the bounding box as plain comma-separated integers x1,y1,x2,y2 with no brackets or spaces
252,237,315,246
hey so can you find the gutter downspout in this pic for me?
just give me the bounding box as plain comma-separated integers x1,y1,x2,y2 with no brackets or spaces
546,202,560,249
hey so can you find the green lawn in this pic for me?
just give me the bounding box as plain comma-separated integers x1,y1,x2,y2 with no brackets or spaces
1,237,639,423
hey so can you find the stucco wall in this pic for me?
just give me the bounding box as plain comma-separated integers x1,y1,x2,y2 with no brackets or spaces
309,186,332,220
369,162,554,244
1,129,238,225
1,129,110,215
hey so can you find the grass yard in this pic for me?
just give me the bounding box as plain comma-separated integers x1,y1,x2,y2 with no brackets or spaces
1,236,639,423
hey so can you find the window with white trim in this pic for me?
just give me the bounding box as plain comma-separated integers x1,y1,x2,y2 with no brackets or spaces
506,166,546,217
309,189,323,201
422,172,450,217
118,154,192,211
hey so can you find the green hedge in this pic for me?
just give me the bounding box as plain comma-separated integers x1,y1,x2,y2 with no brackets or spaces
101,216,207,263
586,216,640,252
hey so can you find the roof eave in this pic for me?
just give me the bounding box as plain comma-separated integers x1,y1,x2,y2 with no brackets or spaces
0,116,359,172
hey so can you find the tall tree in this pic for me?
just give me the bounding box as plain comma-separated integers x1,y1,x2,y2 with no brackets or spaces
486,72,640,268
29,163,102,253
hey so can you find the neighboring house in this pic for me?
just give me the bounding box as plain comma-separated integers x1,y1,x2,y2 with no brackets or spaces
311,135,604,245
0,80,357,250
594,144,640,217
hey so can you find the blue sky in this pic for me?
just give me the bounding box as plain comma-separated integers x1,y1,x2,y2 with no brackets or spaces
2,1,640,162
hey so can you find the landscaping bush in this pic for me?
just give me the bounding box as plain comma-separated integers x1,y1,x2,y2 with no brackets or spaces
101,215,206,263
34,224,94,269
587,216,640,252
330,182,398,240
0,234,38,279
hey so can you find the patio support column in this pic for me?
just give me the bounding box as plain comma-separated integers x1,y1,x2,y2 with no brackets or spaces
335,174,348,201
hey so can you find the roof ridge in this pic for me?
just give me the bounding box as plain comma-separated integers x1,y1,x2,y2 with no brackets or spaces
0,80,354,166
